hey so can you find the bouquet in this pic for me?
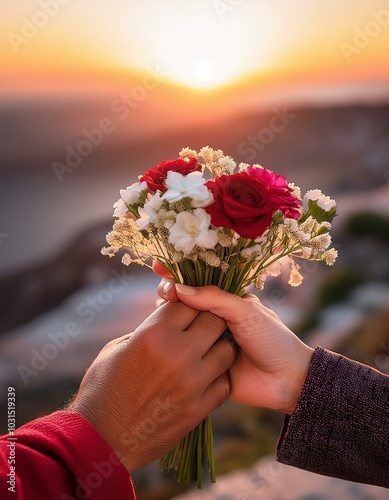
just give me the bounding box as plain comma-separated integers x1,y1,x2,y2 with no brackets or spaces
102,146,337,487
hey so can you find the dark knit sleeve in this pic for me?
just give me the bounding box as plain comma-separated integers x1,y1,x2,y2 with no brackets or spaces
276,346,389,488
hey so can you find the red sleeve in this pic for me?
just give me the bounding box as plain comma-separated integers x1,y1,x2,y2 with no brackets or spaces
0,410,137,499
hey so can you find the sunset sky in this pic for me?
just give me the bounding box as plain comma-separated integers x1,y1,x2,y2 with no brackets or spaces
1,0,389,99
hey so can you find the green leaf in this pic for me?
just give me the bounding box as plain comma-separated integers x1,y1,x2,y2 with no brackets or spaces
307,199,337,223
272,209,284,225
126,204,140,218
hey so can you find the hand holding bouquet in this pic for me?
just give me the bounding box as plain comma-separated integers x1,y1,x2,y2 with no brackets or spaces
102,146,337,487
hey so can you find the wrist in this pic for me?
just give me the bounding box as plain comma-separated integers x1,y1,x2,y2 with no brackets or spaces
280,344,314,415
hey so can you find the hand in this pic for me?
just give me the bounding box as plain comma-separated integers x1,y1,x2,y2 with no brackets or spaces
69,300,235,473
154,265,313,415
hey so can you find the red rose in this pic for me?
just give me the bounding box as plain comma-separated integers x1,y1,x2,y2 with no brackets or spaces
246,167,301,219
140,157,201,192
205,167,301,239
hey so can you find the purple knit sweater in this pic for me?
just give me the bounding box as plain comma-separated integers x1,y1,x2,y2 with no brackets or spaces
276,346,389,488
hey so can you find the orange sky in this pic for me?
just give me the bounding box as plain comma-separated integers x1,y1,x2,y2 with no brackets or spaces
1,0,388,97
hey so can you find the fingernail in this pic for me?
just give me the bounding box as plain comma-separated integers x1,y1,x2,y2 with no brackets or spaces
175,284,197,295
162,282,172,297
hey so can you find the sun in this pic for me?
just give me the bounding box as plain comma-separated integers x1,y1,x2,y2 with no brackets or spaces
191,60,217,88
114,2,276,91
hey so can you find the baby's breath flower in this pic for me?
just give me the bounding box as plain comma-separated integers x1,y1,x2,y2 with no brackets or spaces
121,253,133,266
105,218,144,252
100,246,117,258
240,244,263,260
218,231,233,247
238,162,250,172
172,251,184,262
288,264,304,287
179,147,198,160
203,251,221,267
322,248,338,266
299,216,317,234
220,261,229,273
297,231,310,244
254,274,266,290
218,156,236,174
168,201,188,213
231,232,240,245
284,218,299,233
199,146,223,163
309,233,332,251
300,246,313,258
199,146,225,177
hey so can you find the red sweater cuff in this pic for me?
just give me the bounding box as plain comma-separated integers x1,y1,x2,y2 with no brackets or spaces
0,410,136,499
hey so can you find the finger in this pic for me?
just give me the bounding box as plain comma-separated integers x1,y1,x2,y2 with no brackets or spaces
152,261,174,278
201,337,235,383
203,371,231,414
155,298,167,308
157,278,179,302
186,311,227,354
134,300,200,336
174,284,251,324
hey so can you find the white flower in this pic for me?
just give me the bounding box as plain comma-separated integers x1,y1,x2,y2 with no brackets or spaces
120,181,148,205
304,189,336,211
136,193,164,230
162,171,214,208
168,209,218,255
288,182,302,200
113,198,128,217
